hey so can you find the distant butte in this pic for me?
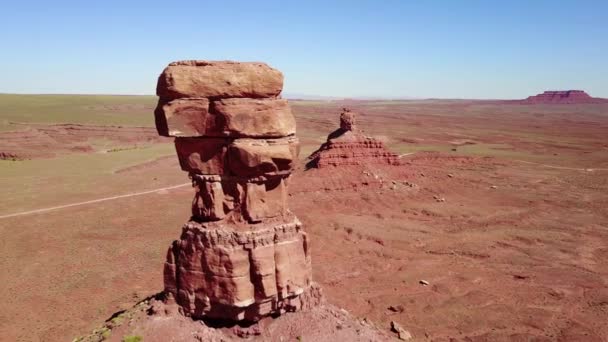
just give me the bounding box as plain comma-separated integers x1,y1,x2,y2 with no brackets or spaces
306,108,401,168
522,90,608,104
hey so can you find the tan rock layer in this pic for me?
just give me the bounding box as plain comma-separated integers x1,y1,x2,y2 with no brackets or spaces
212,98,296,137
163,218,314,321
174,137,231,175
191,174,290,224
156,61,283,100
174,136,299,176
154,98,212,137
308,139,401,168
155,98,296,138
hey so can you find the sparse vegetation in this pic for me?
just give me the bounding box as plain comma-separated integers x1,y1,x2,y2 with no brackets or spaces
0,94,156,131
107,146,140,153
0,143,176,215
100,328,111,339
122,335,143,342
110,312,125,326
4,96,608,340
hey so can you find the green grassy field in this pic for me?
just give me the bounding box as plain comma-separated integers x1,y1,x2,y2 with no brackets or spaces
0,94,157,131
0,144,179,214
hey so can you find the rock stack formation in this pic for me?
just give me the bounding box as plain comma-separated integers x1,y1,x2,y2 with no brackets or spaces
523,90,607,104
154,61,319,322
306,108,401,168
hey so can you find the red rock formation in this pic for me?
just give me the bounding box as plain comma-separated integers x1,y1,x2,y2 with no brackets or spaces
523,90,607,104
156,60,283,100
307,108,401,168
155,60,318,322
155,98,296,138
163,216,318,321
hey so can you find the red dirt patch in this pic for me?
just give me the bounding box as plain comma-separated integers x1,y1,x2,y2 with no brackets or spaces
2,101,608,341
0,123,169,159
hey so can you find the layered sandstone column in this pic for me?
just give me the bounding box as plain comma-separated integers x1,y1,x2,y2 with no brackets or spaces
154,61,318,322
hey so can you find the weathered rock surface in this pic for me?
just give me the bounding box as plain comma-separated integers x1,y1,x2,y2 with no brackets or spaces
228,137,299,177
190,174,290,224
174,136,299,176
339,110,357,131
154,98,213,137
307,108,401,168
155,60,318,323
523,90,608,104
242,177,288,223
311,135,401,168
212,98,296,137
155,98,296,138
174,137,232,175
163,218,315,321
156,60,283,100
77,298,390,342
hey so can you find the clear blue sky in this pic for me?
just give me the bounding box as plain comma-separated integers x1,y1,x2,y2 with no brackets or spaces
1,0,606,99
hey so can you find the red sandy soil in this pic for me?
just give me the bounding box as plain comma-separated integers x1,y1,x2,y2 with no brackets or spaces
1,101,608,341
0,123,167,160
293,101,608,169
294,155,608,341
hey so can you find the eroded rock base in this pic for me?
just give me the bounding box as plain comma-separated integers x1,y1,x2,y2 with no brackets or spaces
76,295,389,342
163,217,316,321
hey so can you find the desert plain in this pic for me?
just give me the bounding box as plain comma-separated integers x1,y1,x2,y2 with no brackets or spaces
1,94,608,341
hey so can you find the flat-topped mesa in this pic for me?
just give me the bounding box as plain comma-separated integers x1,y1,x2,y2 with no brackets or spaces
523,90,607,104
155,60,320,322
306,109,400,168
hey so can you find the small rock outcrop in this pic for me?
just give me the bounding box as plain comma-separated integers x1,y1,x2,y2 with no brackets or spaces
306,108,401,168
523,90,607,104
155,60,320,322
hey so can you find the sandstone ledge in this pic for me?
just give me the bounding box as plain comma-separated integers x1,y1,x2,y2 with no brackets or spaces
174,136,299,175
156,60,283,100
155,98,296,138
181,216,304,248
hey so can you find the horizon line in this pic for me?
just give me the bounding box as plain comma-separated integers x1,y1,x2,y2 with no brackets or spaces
0,92,527,101
1,91,605,102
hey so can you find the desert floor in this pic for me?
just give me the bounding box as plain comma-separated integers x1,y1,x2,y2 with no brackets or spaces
1,95,607,341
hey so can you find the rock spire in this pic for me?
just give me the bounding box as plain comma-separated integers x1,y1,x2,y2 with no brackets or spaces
307,108,401,168
155,60,320,322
